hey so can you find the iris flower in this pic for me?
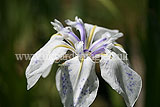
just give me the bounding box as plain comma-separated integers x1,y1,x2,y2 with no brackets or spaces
26,16,142,107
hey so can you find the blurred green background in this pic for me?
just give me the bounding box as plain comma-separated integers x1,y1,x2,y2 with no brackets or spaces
0,0,160,107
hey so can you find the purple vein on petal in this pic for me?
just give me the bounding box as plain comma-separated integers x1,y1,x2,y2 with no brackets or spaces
76,23,86,47
91,47,105,56
69,32,80,41
91,44,107,56
89,38,107,52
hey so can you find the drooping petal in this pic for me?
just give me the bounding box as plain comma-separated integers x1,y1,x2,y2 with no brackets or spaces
100,50,142,107
26,36,68,90
56,56,99,107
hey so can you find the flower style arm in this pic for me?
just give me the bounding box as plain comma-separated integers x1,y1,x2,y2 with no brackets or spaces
65,16,86,48
51,19,80,44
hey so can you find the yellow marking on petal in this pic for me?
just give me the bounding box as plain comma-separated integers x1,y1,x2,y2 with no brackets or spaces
51,34,75,48
86,25,97,49
74,57,84,89
51,33,62,38
100,53,107,56
53,45,75,52
73,58,84,89
79,58,84,75
114,43,123,48
110,55,113,59
66,39,75,49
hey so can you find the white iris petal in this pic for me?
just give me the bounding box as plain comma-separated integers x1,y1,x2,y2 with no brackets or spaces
56,56,99,107
100,50,142,107
84,23,120,42
26,36,68,90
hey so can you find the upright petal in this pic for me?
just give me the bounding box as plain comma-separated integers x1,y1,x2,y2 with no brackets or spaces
65,16,86,46
84,23,120,42
100,50,142,107
51,19,79,44
26,36,68,90
56,56,99,107
51,19,64,31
